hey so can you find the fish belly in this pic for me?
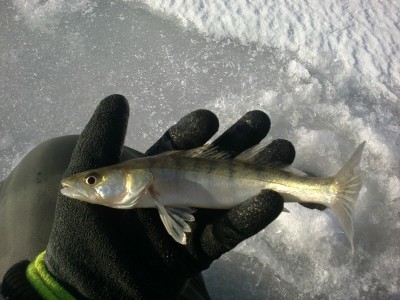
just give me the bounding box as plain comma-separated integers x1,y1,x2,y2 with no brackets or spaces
139,168,266,209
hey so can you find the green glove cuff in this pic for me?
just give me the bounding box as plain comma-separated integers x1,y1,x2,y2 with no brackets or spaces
26,251,75,300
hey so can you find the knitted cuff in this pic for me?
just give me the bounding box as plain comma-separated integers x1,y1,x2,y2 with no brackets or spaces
26,251,75,300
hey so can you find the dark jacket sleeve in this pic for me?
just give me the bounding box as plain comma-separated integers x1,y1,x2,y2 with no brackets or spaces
1,261,41,300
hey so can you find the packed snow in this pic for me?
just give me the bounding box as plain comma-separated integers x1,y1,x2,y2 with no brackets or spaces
1,0,399,299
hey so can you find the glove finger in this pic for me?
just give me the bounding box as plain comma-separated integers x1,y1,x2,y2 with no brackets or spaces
211,110,270,157
262,139,296,165
145,109,219,156
200,190,283,259
65,94,129,177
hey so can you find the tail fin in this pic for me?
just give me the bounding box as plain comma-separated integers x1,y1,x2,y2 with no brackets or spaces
330,142,365,253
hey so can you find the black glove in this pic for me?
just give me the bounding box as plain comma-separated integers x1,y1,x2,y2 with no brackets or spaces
43,95,295,299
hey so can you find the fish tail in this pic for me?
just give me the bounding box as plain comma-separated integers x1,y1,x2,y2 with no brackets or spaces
330,142,365,253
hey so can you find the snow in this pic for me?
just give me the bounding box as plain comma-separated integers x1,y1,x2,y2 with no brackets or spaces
1,0,399,298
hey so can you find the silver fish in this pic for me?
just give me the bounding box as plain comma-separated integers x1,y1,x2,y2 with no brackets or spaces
61,142,365,250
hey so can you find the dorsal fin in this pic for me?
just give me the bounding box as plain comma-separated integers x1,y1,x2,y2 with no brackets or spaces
279,165,309,177
162,145,232,160
234,144,272,165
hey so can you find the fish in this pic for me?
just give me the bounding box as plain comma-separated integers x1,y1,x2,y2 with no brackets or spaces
61,142,365,251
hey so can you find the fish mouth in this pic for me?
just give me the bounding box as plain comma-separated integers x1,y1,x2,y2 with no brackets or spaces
60,180,88,200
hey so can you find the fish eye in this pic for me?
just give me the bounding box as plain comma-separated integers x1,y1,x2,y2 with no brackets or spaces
85,174,99,185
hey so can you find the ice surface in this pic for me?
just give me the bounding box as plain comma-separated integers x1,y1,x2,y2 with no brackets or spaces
1,0,399,299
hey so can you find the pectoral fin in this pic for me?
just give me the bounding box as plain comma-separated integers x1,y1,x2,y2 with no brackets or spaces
167,207,197,222
149,189,195,244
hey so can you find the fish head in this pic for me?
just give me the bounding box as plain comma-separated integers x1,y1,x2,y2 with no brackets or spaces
60,166,153,209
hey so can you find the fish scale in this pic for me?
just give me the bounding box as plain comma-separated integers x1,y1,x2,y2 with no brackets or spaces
61,142,365,250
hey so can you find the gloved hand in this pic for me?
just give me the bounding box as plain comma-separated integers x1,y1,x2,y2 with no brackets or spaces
43,94,295,299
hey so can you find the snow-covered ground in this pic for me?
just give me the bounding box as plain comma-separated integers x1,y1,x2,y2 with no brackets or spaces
1,0,399,299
